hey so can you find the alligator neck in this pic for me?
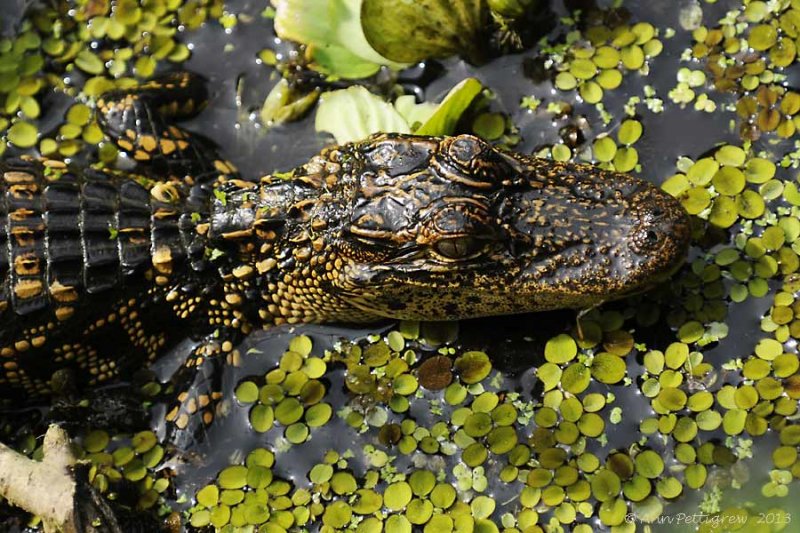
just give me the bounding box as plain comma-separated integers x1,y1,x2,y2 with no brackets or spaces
197,151,375,326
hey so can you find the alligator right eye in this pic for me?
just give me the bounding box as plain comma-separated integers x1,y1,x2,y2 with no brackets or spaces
432,236,485,260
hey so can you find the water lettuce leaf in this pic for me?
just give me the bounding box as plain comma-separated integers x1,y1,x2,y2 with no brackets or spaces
315,86,411,144
414,78,483,136
394,95,438,131
315,78,483,143
272,0,407,79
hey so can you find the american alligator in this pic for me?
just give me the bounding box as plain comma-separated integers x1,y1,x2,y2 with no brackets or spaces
0,72,690,433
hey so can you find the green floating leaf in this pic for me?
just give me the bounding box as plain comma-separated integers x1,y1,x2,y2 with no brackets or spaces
273,0,406,78
315,78,483,143
260,79,320,126
414,78,483,136
361,0,487,64
7,121,38,148
315,86,410,144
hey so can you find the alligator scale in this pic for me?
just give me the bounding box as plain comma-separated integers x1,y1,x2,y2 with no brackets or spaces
0,73,690,433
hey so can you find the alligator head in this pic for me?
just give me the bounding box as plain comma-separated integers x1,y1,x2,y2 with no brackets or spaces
230,133,690,324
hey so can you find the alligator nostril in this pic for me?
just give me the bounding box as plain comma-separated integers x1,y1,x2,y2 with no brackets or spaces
651,207,663,218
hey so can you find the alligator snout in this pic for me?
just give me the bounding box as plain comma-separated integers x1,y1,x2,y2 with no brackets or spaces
628,185,691,277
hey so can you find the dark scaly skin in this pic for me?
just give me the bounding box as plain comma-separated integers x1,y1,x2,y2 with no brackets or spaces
0,73,690,434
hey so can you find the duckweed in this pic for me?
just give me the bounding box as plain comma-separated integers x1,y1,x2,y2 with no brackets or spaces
5,0,800,530
550,19,663,105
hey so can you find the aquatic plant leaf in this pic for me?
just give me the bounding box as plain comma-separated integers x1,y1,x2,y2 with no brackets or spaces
311,44,383,79
361,0,488,64
315,86,410,143
315,78,483,143
395,95,437,130
414,77,483,136
273,0,406,78
260,79,320,126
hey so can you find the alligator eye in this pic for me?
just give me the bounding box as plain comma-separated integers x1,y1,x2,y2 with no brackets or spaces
432,236,485,260
448,135,484,165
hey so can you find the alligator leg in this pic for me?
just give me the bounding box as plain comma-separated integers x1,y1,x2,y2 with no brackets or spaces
162,333,234,448
92,73,248,445
95,71,239,186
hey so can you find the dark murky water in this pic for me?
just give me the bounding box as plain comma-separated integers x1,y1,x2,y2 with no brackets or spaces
2,0,798,530
155,0,798,528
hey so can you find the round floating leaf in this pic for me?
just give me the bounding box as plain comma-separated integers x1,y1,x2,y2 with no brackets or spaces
550,143,570,162
275,397,304,425
305,402,332,427
597,68,623,89
471,495,496,519
745,157,776,183
131,430,157,454
687,158,718,186
545,334,577,364
464,412,493,437
472,113,505,140
454,351,492,383
218,465,248,490
418,355,453,390
577,413,604,437
83,430,109,453
235,381,259,403
323,500,352,528
487,426,518,454
591,353,627,384
560,363,592,394
430,483,456,509
681,187,711,215
617,120,642,145
594,46,620,68
353,489,383,515
635,450,664,478
7,121,38,148
755,338,783,360
621,45,645,69
285,422,309,443
579,81,603,104
196,484,219,508
712,166,745,195
289,335,313,356
632,495,663,522
709,196,738,228
250,405,274,433
570,58,597,80
406,498,434,524
384,481,413,511
657,387,687,411
555,72,578,91
715,145,746,167
593,137,617,162
749,24,778,51
462,442,488,466
591,469,621,502
737,189,766,219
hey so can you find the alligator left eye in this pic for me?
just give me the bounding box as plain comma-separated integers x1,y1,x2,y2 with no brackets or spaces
448,135,484,164
433,236,484,260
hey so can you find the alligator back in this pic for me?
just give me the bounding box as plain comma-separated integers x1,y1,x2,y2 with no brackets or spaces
0,157,207,398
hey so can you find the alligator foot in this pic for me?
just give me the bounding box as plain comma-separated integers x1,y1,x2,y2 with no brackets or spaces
162,336,228,450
